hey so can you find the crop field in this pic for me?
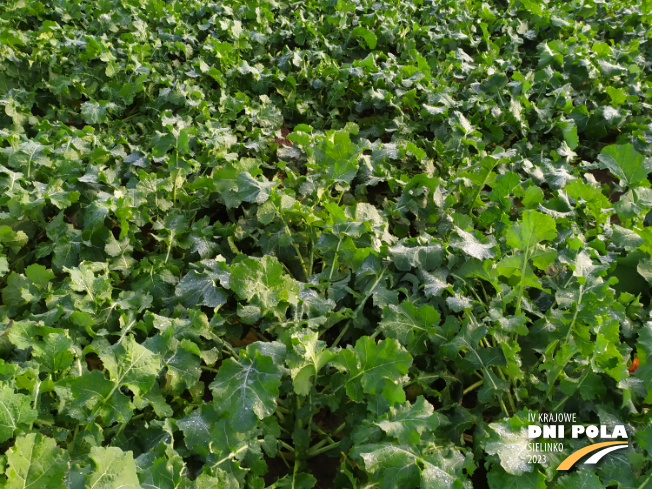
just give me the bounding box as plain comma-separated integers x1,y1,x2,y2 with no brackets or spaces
1,0,652,487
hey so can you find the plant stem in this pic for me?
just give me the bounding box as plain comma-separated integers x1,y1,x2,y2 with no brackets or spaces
292,396,303,489
283,222,308,281
29,379,41,430
307,441,340,457
499,398,510,418
463,379,484,395
563,285,584,348
468,160,498,216
308,243,314,278
164,230,175,263
69,425,80,454
280,440,295,452
637,472,652,489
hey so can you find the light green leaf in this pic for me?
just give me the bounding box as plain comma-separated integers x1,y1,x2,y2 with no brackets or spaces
210,343,284,431
376,396,442,445
65,262,112,302
287,332,334,396
32,334,74,374
67,337,159,424
389,242,444,271
24,264,55,289
176,270,228,308
487,465,545,489
5,433,69,489
555,471,603,489
506,210,557,251
0,387,37,443
598,144,651,187
85,447,142,489
353,443,465,489
450,226,497,260
485,422,532,475
313,130,360,184
335,337,412,405
229,255,300,320
378,302,441,355
102,336,161,397
352,26,377,49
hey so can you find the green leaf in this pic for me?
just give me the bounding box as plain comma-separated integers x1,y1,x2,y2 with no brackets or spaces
235,172,274,205
635,322,652,402
389,242,444,271
487,465,545,489
176,270,228,308
229,255,300,320
0,387,37,443
449,226,497,260
110,336,160,389
352,26,377,50
598,144,651,188
555,471,603,489
32,334,74,374
139,448,188,489
519,0,543,15
378,302,441,355
353,443,466,489
354,444,420,489
86,447,142,489
81,101,115,124
67,337,160,424
313,130,360,184
1,273,31,307
287,332,334,396
65,262,112,303
485,422,532,475
24,264,55,289
335,337,412,405
561,123,579,150
5,433,69,489
376,396,442,445
506,210,557,251
210,343,284,431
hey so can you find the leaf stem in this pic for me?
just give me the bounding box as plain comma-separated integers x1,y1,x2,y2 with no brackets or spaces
29,378,41,430
69,425,80,454
637,471,652,489
307,440,340,457
333,269,385,347
545,285,584,400
563,285,584,348
283,221,308,281
468,160,498,216
212,445,249,469
308,242,314,278
515,248,530,315
164,230,175,264
551,370,589,412
327,237,343,283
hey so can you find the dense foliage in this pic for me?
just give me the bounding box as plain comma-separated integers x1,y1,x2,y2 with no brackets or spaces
1,0,652,487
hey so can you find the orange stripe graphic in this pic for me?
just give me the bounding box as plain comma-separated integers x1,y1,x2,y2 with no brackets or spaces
557,441,629,470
